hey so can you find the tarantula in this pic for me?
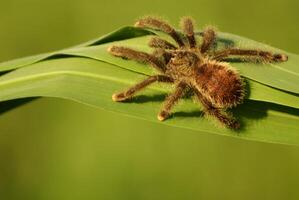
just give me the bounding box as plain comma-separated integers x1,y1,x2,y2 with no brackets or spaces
107,16,288,129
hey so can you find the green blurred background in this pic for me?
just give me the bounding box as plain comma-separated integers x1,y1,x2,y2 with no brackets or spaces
0,0,299,199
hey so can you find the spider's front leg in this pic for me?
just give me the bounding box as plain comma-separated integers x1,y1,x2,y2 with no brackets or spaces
158,82,188,121
135,16,185,47
112,75,173,102
194,90,240,129
212,48,288,62
108,46,166,72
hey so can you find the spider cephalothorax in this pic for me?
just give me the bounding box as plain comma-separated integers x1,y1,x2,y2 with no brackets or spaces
107,16,288,129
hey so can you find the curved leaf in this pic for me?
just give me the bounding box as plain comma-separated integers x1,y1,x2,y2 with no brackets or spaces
0,26,298,146
0,57,298,145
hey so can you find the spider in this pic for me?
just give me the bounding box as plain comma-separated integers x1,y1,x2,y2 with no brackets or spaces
107,16,288,129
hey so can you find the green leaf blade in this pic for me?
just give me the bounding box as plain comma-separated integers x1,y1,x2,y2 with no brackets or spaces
0,26,298,146
0,57,298,145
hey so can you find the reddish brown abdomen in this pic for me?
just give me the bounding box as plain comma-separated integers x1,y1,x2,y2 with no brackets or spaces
195,62,244,108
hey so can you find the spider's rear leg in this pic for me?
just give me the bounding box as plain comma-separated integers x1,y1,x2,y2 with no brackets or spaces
135,16,185,47
212,48,288,62
194,90,240,129
108,46,166,73
158,82,188,121
200,26,217,54
112,75,173,102
180,17,196,48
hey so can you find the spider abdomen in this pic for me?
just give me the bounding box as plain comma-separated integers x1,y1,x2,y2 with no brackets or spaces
195,61,244,108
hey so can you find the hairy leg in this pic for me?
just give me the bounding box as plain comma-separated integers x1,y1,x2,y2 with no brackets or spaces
135,16,185,47
158,82,188,121
194,90,240,129
148,37,177,49
212,48,288,62
112,75,173,102
108,46,166,72
152,48,173,65
200,26,217,54
180,17,196,48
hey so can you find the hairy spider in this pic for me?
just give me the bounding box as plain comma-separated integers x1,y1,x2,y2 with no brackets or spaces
107,16,288,129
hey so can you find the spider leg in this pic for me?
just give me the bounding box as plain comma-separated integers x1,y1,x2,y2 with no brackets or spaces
180,17,196,48
194,89,240,129
108,46,166,72
152,48,173,65
148,37,177,50
135,16,185,47
112,75,173,102
212,48,288,62
158,82,188,121
200,26,217,54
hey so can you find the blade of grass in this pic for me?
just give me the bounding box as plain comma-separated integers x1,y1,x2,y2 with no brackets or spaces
0,57,298,145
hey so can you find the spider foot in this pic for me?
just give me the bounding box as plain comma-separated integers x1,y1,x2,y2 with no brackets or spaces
227,119,241,130
157,111,170,121
204,107,241,130
112,93,128,102
273,53,288,62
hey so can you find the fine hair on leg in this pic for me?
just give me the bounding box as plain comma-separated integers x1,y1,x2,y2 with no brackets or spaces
180,16,196,48
200,26,216,54
112,75,174,102
152,49,173,64
194,89,240,129
158,82,188,121
212,48,288,62
135,16,185,47
148,37,177,49
108,45,166,72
